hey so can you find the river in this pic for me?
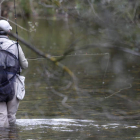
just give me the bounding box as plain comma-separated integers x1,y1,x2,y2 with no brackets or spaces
3,17,140,139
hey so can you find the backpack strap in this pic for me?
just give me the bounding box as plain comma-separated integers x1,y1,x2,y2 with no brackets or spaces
5,43,20,74
0,42,3,50
6,43,17,50
16,42,20,75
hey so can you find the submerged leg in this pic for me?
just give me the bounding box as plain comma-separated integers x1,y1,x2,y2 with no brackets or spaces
0,102,9,127
7,81,19,125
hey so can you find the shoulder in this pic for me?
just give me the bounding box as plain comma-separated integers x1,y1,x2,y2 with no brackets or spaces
2,38,16,46
7,39,16,45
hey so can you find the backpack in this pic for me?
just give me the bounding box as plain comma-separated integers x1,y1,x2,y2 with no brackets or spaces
0,45,20,102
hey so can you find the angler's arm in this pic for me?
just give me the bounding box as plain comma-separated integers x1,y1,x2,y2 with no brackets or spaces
18,45,28,69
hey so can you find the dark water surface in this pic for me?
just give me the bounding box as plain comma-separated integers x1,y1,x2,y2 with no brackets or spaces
5,18,140,139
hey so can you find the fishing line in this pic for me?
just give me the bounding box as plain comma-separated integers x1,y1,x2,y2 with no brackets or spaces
105,78,134,99
28,52,133,99
102,53,109,85
27,53,109,60
27,53,110,89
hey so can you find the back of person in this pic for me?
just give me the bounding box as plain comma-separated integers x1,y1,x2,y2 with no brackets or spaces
0,46,20,103
0,20,28,127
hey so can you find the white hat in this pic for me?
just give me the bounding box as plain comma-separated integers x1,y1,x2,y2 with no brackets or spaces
0,20,12,31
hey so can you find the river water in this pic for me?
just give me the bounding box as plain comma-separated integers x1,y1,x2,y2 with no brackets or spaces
3,18,140,139
0,119,139,139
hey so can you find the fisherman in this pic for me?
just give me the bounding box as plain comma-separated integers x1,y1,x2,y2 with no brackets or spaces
0,20,28,127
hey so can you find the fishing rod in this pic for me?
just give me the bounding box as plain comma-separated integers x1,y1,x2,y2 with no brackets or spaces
14,0,20,74
14,0,18,45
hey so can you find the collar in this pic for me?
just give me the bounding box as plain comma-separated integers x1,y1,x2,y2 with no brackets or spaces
0,35,9,39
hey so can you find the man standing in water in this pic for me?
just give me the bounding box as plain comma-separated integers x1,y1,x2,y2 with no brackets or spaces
0,20,28,127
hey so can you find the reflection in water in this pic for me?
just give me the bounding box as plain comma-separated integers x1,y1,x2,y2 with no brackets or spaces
0,127,18,140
